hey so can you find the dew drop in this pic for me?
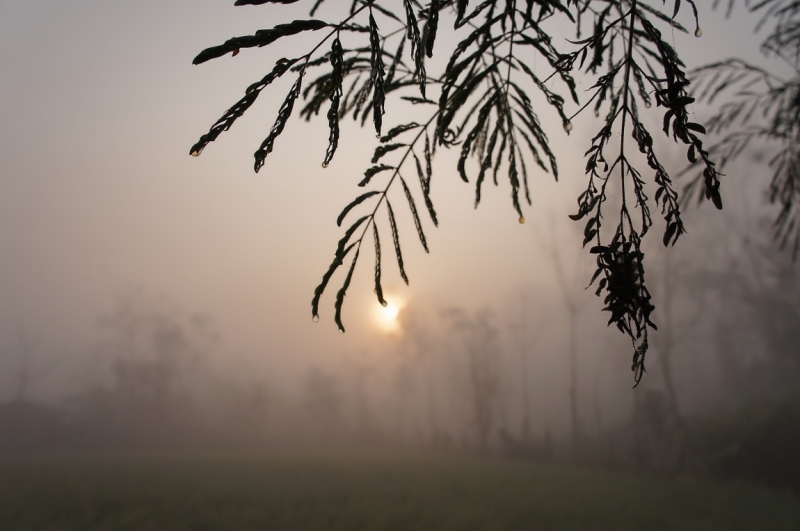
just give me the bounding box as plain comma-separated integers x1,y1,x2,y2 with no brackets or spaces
644,101,652,109
695,28,703,38
376,134,381,139
564,121,574,133
312,314,320,323
518,216,525,224
190,147,203,157
322,162,329,168
338,328,345,333
381,301,388,307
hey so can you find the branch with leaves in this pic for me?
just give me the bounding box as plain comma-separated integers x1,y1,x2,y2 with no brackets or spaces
189,0,720,385
687,0,800,258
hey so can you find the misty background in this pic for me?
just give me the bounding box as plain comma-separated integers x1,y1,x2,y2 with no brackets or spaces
1,0,799,501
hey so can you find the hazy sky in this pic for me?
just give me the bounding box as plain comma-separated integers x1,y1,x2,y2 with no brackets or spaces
0,1,777,406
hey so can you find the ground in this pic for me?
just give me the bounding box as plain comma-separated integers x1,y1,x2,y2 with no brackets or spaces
1,450,799,530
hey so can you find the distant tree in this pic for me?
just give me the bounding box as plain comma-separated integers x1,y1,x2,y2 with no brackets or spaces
10,331,47,403
190,0,722,384
448,309,502,452
229,381,273,441
302,367,345,431
352,363,380,439
91,290,215,438
533,218,586,453
506,292,540,445
397,309,443,444
710,237,800,400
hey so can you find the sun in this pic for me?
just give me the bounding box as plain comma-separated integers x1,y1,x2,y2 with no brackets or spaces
383,304,399,321
374,297,404,334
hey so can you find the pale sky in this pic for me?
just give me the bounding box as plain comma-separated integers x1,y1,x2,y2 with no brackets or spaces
0,1,777,413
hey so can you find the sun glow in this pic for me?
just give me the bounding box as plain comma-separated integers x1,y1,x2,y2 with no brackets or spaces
383,304,399,321
374,296,404,334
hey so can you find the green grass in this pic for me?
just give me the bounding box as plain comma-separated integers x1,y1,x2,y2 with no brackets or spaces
0,450,798,530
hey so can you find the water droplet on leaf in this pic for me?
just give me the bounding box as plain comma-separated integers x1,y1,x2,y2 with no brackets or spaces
322,162,328,168
644,101,651,108
381,301,388,307
312,314,320,323
564,121,573,132
695,28,703,38
190,147,203,157
518,216,525,224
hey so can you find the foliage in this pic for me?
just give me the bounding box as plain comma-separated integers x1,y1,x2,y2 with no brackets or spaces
190,0,723,385
688,0,800,257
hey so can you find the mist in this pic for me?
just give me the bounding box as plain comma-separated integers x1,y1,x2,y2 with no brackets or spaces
1,1,799,529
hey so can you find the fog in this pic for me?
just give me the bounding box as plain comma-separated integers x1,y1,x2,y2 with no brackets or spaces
1,2,799,522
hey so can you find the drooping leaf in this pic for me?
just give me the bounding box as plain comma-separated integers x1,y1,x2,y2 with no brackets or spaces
373,224,387,307
386,199,408,284
385,34,405,86
414,152,438,226
334,247,361,332
312,241,356,322
309,0,327,16
380,122,420,143
454,0,470,27
369,13,386,136
403,0,426,96
190,57,299,157
323,38,344,167
455,0,494,29
254,72,304,172
475,121,502,208
336,215,370,259
663,222,678,246
337,191,381,226
400,177,429,252
193,20,327,64
235,0,302,5
424,0,440,58
360,164,395,187
372,143,407,163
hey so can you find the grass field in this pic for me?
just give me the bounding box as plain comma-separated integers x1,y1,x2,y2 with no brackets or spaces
1,451,799,530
